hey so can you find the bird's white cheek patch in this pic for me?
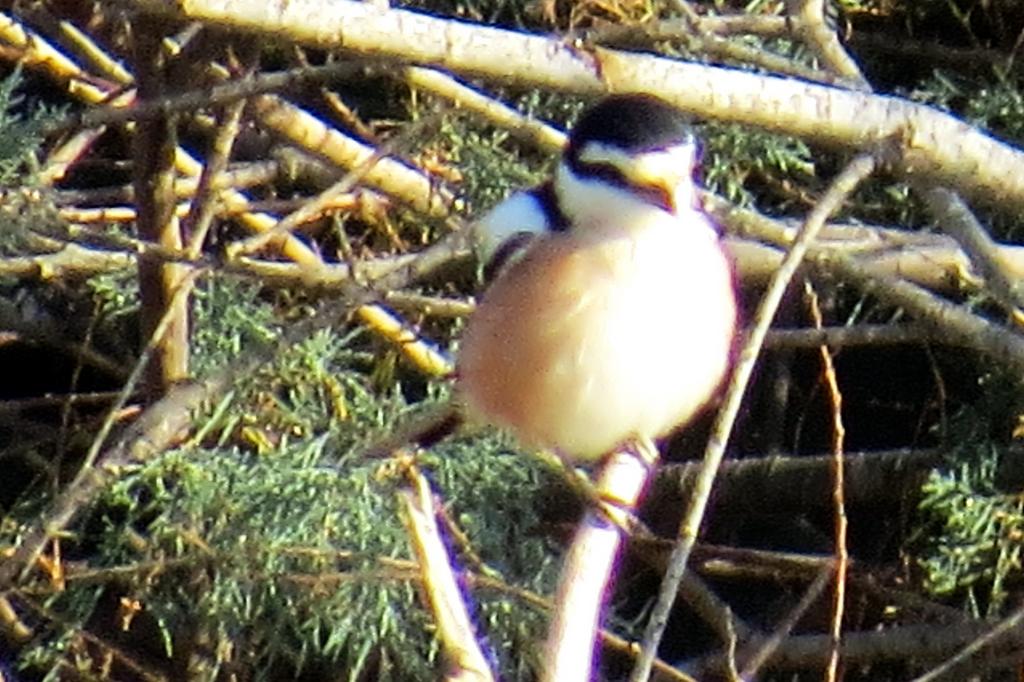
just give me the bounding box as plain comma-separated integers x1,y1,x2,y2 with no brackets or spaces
629,145,699,189
576,142,699,208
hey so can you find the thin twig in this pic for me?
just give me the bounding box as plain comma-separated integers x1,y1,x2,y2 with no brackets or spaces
786,0,868,88
248,94,454,219
805,281,848,682
585,12,789,46
918,186,1024,316
592,1,848,87
50,161,279,205
739,564,834,679
812,252,1024,376
40,59,376,136
908,606,1024,682
0,12,109,102
183,59,254,258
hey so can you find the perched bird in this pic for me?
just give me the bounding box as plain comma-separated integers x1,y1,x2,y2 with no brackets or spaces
458,94,737,462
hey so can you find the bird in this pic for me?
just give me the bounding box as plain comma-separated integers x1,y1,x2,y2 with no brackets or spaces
457,93,737,463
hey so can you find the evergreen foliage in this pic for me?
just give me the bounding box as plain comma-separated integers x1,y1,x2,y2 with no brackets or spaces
0,69,49,186
0,71,63,258
916,398,1024,618
9,275,561,679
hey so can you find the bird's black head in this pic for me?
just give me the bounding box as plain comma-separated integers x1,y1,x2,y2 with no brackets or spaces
562,94,699,213
567,93,695,160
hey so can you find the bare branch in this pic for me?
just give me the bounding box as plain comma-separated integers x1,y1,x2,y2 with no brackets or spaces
401,466,494,681
786,0,868,88
127,0,1024,210
653,447,946,515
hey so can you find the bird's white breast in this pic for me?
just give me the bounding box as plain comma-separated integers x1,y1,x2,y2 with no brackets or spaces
458,204,736,461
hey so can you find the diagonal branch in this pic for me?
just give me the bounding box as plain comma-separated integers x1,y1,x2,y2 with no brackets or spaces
629,151,880,682
127,0,1024,211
